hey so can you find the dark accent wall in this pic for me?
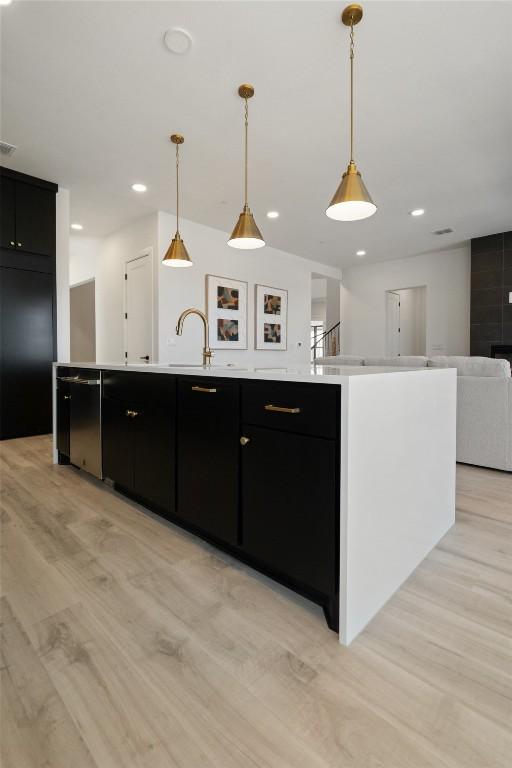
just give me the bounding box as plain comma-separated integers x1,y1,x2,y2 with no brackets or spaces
470,231,512,356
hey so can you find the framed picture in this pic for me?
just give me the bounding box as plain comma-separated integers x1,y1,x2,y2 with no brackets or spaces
255,284,288,350
206,275,247,349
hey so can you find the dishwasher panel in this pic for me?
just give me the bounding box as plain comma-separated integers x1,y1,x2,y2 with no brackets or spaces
69,374,102,478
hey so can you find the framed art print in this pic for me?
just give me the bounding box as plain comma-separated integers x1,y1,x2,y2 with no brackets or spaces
255,284,288,350
206,275,247,349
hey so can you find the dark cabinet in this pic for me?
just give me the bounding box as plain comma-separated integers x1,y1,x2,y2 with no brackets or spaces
176,378,240,545
56,378,71,457
0,267,54,439
102,372,176,516
0,168,57,441
240,426,337,596
0,173,55,257
15,182,56,257
0,176,16,249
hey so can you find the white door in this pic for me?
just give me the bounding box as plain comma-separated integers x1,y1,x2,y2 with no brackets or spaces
125,252,152,363
386,291,401,357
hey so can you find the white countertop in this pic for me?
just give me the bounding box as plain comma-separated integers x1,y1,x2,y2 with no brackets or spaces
54,361,449,385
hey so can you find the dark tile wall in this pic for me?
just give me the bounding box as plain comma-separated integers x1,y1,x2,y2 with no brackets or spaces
470,231,512,356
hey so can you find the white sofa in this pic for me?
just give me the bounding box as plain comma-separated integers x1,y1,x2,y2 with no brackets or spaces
315,354,512,471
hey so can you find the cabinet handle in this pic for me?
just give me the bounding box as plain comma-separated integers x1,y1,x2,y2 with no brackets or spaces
64,395,71,400
126,409,139,418
240,436,250,446
10,241,15,247
17,242,22,248
191,386,217,393
264,404,301,414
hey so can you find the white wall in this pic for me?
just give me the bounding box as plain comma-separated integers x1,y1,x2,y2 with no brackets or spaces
69,236,101,286
340,246,470,357
55,188,70,362
95,214,158,363
157,212,342,366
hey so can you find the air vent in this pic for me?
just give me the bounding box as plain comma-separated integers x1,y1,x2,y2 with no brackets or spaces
432,227,454,235
0,141,17,157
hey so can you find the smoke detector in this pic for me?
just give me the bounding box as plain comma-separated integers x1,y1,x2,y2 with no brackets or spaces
163,28,193,55
432,227,454,236
0,140,17,157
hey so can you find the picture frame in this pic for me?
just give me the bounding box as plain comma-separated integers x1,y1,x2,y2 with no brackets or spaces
206,274,248,350
255,284,288,351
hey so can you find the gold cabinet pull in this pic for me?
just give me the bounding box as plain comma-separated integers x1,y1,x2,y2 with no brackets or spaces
240,436,250,446
64,395,71,400
264,404,301,414
191,386,217,393
126,409,139,418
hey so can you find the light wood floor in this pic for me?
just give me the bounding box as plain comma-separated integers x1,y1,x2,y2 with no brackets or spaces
1,435,511,768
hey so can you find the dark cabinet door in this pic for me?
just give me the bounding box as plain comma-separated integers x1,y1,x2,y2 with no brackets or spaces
102,396,134,490
15,182,56,257
241,426,337,595
0,176,16,249
177,378,239,545
133,402,175,516
0,267,54,439
56,381,71,456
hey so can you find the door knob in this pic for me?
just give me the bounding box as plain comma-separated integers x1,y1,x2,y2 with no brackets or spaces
139,355,150,361
240,436,250,446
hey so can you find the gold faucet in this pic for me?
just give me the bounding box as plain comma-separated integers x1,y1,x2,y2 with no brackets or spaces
175,308,214,367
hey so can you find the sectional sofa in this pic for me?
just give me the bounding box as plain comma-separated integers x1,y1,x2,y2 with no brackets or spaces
314,355,512,472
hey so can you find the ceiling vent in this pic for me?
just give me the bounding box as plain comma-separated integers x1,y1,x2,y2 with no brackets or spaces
0,141,17,157
432,227,454,235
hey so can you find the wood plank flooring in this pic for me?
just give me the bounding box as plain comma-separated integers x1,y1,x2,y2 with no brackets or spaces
1,435,511,768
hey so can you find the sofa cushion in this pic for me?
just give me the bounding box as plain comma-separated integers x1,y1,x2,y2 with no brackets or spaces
363,356,428,368
314,355,364,366
428,356,511,378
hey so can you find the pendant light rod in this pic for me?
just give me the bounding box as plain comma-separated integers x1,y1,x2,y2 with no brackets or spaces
349,19,354,162
238,83,254,209
171,133,184,233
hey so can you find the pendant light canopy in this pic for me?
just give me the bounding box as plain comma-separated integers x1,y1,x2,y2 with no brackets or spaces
228,84,265,249
162,134,193,267
326,4,377,222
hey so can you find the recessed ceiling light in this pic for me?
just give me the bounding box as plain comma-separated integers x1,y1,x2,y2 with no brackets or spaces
71,223,83,230
132,183,147,193
266,211,279,219
163,28,193,55
410,208,425,217
356,250,366,256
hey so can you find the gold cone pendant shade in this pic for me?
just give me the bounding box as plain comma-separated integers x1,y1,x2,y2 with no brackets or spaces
326,4,376,222
162,133,193,268
163,232,192,267
228,84,265,249
326,160,376,221
228,205,265,249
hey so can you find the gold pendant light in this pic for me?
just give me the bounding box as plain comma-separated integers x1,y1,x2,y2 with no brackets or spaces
326,4,377,221
162,134,193,267
228,84,265,249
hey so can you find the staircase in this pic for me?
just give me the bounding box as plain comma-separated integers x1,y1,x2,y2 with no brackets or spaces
311,322,341,361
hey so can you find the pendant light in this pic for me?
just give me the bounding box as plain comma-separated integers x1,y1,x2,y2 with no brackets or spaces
228,84,265,249
162,134,193,267
326,4,377,221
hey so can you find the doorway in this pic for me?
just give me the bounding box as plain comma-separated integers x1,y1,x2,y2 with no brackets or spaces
385,286,426,357
124,249,153,364
70,279,96,362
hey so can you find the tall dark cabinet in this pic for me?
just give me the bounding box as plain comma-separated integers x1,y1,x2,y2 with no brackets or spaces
0,167,58,440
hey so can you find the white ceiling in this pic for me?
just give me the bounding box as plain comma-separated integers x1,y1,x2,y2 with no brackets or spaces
1,1,511,269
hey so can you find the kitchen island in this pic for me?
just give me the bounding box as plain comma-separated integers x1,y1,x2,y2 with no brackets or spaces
53,362,456,645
